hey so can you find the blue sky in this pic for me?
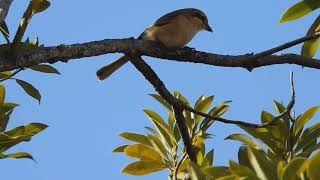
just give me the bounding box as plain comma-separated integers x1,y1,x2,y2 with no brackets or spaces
1,1,320,180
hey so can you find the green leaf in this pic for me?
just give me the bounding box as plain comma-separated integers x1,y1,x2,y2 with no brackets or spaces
112,145,128,153
215,175,240,180
143,109,176,148
282,157,307,180
124,144,163,163
188,161,206,180
204,149,214,166
0,71,12,79
0,123,47,152
1,152,35,161
295,123,320,153
118,132,151,146
262,111,289,145
199,101,230,133
31,0,50,14
273,101,290,128
193,96,214,124
5,123,48,137
228,160,260,180
239,126,283,157
147,134,168,161
307,150,320,179
294,105,320,135
301,15,320,58
247,147,277,180
277,161,286,179
202,166,231,179
121,160,166,175
238,146,252,169
280,0,320,23
225,134,260,148
144,126,159,137
30,64,60,74
0,21,9,41
173,124,181,142
298,143,320,157
16,79,41,104
0,84,4,105
149,94,171,111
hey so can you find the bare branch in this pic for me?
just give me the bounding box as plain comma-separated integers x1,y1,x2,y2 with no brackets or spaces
1,33,320,72
252,32,320,59
0,0,13,23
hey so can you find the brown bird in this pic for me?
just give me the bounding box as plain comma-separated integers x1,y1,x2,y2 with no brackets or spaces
96,8,212,80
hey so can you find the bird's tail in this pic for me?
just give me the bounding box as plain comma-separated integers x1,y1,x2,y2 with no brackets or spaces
96,55,129,80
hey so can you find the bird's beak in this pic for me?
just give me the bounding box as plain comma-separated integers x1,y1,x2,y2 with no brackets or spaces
205,24,213,32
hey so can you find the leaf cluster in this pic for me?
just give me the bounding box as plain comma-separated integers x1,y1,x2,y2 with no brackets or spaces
113,92,229,179
0,84,47,161
280,0,320,58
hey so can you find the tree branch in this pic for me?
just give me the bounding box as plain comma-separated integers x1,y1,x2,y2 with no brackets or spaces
1,33,320,72
128,54,197,162
0,0,13,23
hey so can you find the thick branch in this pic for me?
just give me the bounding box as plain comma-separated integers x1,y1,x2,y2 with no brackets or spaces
1,33,320,72
128,54,197,162
0,0,13,23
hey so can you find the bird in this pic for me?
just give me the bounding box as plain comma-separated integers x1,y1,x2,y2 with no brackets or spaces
96,8,212,80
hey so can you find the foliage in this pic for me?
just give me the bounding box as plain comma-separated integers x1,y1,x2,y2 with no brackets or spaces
189,101,320,179
114,92,320,179
0,1,56,161
113,92,229,179
280,0,320,58
0,84,47,161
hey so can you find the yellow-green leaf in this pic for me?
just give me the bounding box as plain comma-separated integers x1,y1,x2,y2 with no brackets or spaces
282,157,307,180
188,161,206,180
121,160,166,175
302,15,320,58
280,0,320,23
16,79,41,104
143,109,176,148
149,94,171,111
3,152,34,161
147,134,168,161
30,64,60,74
0,84,5,105
0,71,12,79
112,145,128,153
225,134,260,148
118,132,151,146
277,161,286,180
203,166,230,179
193,96,214,124
0,21,9,40
124,144,163,163
247,147,277,180
294,105,320,135
307,150,320,179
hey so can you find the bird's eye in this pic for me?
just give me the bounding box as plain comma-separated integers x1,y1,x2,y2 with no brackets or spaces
199,15,206,22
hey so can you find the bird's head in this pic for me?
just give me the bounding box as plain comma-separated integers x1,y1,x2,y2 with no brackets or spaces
185,8,213,32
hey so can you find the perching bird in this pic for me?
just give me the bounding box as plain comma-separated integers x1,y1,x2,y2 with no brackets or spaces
96,8,212,80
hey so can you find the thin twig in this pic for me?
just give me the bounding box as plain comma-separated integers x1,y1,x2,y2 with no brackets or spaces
252,32,320,59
